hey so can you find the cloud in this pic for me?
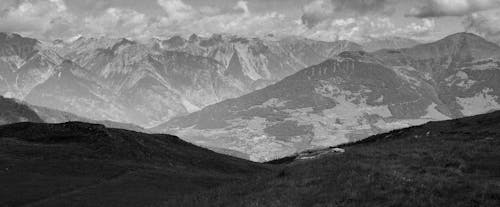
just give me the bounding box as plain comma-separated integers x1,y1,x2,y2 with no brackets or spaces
332,0,393,14
0,0,73,38
199,6,220,16
83,7,151,38
0,0,439,43
234,1,250,16
164,2,298,38
157,0,196,21
0,0,292,40
301,0,394,28
463,9,500,43
408,0,500,18
394,19,436,37
303,17,435,42
301,0,335,28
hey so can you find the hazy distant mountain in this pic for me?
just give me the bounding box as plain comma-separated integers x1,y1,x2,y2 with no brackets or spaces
0,33,361,127
361,36,421,52
0,95,147,132
154,33,500,161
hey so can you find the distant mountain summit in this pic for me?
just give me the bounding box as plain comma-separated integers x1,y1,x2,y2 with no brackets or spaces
155,32,500,161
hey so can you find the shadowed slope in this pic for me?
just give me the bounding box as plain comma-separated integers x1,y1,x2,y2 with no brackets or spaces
0,122,269,207
0,96,44,124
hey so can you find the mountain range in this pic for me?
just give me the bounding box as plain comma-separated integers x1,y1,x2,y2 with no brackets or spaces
154,33,500,161
0,33,362,128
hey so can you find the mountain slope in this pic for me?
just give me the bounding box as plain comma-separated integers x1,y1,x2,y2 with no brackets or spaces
0,96,44,124
374,32,500,117
154,51,451,161
0,121,268,207
0,33,62,99
68,34,361,127
160,34,362,82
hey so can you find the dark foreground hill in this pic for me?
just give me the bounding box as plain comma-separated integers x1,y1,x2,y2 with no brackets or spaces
165,111,500,207
2,111,500,207
0,122,269,207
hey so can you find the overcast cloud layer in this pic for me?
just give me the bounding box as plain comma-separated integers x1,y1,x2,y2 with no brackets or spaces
0,0,499,43
408,0,500,18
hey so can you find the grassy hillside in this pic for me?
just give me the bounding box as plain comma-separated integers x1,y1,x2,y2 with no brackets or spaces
165,111,500,207
0,122,269,207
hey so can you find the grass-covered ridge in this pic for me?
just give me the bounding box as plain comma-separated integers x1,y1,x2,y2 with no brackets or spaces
165,111,500,206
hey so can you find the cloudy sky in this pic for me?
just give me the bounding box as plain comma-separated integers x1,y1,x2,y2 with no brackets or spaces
1,0,500,43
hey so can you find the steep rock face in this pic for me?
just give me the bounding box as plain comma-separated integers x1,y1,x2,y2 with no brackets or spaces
154,52,451,161
160,34,363,87
24,60,126,123
54,39,245,126
0,33,62,99
1,35,246,127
